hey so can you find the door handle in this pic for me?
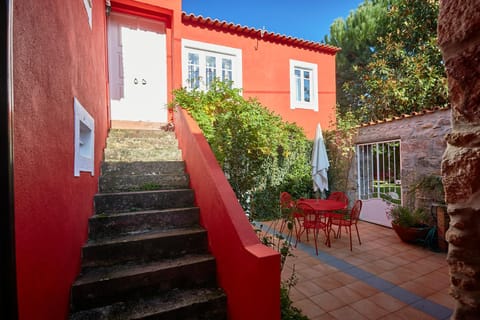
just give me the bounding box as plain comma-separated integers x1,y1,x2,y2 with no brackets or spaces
133,78,138,85
142,79,147,85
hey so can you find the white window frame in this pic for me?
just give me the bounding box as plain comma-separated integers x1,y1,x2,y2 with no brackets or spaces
289,59,318,111
74,97,95,177
356,140,402,205
182,39,242,91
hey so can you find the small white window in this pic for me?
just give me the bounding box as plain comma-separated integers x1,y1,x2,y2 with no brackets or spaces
74,97,95,176
182,39,242,91
289,59,318,111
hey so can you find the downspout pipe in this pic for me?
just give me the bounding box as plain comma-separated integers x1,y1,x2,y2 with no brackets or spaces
0,0,19,319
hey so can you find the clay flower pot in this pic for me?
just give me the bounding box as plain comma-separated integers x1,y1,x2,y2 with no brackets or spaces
391,222,430,243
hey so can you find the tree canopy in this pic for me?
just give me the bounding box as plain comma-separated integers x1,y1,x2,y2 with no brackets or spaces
325,0,448,122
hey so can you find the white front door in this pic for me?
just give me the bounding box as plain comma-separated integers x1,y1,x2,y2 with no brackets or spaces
108,13,167,123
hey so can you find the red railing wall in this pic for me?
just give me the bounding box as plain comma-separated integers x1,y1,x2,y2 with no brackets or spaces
174,107,280,320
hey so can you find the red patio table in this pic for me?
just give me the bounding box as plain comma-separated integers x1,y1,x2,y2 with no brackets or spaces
297,199,347,247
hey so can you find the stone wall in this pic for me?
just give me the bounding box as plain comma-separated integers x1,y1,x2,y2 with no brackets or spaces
438,0,480,318
346,108,451,209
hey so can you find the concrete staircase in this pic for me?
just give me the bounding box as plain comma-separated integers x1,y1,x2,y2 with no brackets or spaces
69,128,227,320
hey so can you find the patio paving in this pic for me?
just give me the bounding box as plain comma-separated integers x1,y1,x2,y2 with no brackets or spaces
260,220,454,319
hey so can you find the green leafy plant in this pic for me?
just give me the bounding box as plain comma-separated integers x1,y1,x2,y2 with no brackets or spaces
252,219,309,320
324,110,358,193
412,174,445,204
387,205,431,228
325,0,447,122
169,80,312,220
280,269,309,320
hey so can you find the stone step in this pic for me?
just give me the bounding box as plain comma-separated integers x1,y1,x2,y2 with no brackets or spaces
69,287,227,320
88,207,201,240
104,146,182,162
99,172,190,193
82,228,208,269
107,128,177,139
71,254,217,311
101,161,186,176
107,135,179,147
94,189,194,214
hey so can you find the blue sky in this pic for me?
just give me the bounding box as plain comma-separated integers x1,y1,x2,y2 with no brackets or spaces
182,0,364,43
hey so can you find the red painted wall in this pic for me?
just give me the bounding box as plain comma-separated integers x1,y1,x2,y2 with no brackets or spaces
174,107,281,320
179,19,337,139
13,0,109,319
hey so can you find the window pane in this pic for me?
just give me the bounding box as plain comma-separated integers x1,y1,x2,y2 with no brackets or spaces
295,68,301,102
187,53,200,89
357,141,401,204
206,56,216,89
304,79,310,102
303,70,311,102
222,58,232,85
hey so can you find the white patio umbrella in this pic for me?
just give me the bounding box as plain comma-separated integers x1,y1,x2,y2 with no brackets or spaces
311,123,330,195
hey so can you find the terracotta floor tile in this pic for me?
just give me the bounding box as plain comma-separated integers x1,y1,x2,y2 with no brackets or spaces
382,255,411,267
423,253,448,266
311,262,339,275
329,305,369,320
395,251,423,262
417,272,451,291
311,314,337,320
295,280,325,297
399,280,437,298
350,298,391,319
329,286,366,304
300,265,329,280
368,292,407,312
283,221,453,319
404,259,443,276
293,298,326,319
313,275,345,291
346,280,380,298
329,271,357,286
360,262,393,275
289,260,310,271
310,292,347,312
426,291,456,309
355,252,383,263
386,306,436,319
379,266,422,285
342,255,370,266
288,286,306,302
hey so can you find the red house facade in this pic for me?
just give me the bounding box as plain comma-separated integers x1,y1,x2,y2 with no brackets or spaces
7,0,339,319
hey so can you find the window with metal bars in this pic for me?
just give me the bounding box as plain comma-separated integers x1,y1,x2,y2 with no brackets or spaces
356,140,401,204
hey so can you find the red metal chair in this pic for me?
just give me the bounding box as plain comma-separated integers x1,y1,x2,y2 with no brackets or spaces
330,199,363,251
326,191,349,236
327,191,349,206
295,201,329,255
278,192,298,237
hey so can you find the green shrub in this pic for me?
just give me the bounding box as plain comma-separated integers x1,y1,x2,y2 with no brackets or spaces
387,205,431,228
170,80,312,220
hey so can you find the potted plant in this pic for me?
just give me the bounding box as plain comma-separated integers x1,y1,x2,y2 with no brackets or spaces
411,174,449,251
387,205,432,243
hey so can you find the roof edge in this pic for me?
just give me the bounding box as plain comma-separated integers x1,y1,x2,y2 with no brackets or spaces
182,12,341,55
357,106,451,128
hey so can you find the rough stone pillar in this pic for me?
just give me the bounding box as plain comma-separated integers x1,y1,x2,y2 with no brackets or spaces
438,0,480,318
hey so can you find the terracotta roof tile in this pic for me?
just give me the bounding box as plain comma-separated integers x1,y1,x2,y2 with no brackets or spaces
182,12,340,55
357,106,451,128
